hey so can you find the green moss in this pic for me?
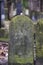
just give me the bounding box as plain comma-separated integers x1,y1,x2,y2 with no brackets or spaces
11,15,33,24
0,38,9,42
37,18,43,32
35,18,43,58
9,55,33,63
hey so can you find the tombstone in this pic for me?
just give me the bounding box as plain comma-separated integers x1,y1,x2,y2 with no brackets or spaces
35,19,43,65
9,15,34,65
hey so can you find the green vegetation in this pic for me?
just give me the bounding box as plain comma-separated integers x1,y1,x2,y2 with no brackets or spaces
0,28,9,42
0,38,9,42
23,0,28,8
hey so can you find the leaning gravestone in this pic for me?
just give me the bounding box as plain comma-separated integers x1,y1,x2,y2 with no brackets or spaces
9,15,34,65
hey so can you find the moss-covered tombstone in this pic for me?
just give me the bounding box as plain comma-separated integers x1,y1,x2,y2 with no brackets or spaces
9,15,34,65
35,18,43,58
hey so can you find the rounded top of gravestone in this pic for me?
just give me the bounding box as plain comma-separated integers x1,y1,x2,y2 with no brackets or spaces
36,18,43,32
11,15,33,26
10,15,34,34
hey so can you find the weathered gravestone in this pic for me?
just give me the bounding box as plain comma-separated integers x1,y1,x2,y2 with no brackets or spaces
9,15,34,65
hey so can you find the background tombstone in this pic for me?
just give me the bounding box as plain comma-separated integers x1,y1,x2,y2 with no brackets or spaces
9,15,34,65
35,18,43,65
